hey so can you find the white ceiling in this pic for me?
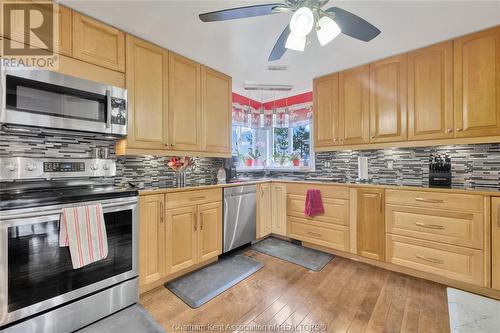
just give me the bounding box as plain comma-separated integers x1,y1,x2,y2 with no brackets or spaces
60,0,500,102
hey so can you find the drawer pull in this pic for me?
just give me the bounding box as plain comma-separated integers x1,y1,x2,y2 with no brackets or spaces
306,231,322,238
415,197,444,204
415,254,444,264
415,222,445,230
190,196,206,201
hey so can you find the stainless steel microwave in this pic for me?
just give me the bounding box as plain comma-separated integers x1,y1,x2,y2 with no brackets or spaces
0,66,127,136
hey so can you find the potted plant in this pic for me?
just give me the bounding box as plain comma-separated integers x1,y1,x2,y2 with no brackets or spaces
272,152,288,166
290,151,301,167
244,154,254,167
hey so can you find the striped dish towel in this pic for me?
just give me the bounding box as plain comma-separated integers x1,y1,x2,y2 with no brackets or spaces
59,204,108,269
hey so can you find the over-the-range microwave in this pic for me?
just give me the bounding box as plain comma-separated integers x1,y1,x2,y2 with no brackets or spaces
0,65,128,136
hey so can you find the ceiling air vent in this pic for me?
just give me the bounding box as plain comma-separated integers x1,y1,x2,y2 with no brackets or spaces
267,65,289,71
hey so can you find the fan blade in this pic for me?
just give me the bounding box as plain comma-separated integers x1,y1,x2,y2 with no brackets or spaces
199,3,286,22
268,25,291,61
325,7,380,42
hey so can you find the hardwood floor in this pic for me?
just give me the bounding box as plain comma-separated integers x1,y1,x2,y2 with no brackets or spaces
140,249,450,333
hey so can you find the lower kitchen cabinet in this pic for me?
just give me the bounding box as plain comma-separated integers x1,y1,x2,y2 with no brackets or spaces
356,188,385,261
139,194,166,287
165,205,198,274
198,202,223,262
257,183,272,238
271,183,287,236
493,198,500,290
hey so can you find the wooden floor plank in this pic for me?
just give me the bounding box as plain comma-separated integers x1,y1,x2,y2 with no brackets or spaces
140,249,450,333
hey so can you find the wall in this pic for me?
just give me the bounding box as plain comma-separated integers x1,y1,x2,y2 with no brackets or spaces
0,127,223,189
238,143,500,190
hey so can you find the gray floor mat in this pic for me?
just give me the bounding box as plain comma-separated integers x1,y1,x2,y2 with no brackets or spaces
165,254,263,308
76,304,166,333
252,237,334,271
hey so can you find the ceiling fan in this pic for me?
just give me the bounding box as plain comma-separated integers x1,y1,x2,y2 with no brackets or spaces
199,0,381,61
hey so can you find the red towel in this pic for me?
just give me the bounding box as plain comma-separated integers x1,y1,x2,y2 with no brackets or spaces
305,189,325,217
59,204,108,269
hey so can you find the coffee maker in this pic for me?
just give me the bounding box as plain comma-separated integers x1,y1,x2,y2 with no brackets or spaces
223,157,238,183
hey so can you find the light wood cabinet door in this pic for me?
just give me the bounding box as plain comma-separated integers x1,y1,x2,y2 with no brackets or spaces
139,194,166,287
370,55,408,143
166,205,198,274
338,65,370,145
454,26,500,138
125,35,169,150
257,183,272,238
493,198,500,290
313,74,338,147
168,53,201,151
198,202,222,262
408,41,454,140
271,183,287,236
2,2,72,55
201,66,232,155
72,12,125,72
357,188,385,261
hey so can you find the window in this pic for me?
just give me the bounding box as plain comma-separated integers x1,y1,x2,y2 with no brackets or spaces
232,124,313,171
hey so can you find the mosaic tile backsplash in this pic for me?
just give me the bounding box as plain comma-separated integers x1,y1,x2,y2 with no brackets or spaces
1,126,499,190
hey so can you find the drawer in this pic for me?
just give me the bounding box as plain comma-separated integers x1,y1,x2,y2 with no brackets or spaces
385,189,483,212
386,234,485,286
386,205,484,249
287,195,348,226
286,183,349,200
287,216,349,252
166,189,221,209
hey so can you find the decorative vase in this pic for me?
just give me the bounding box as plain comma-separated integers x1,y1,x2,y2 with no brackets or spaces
245,159,253,167
292,159,300,167
175,171,186,188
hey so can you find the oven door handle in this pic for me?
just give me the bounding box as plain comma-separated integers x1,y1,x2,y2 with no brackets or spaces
0,200,137,220
106,89,112,129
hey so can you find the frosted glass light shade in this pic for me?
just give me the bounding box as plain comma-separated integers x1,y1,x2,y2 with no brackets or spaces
285,33,306,51
290,7,314,37
317,16,341,46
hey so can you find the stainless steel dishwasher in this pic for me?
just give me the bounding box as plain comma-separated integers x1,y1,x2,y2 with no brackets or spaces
223,184,257,253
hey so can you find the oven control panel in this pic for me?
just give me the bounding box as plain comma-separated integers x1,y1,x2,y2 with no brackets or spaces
44,162,85,172
0,158,116,180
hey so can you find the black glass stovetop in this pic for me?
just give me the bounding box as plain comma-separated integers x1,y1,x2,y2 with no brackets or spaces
0,181,138,211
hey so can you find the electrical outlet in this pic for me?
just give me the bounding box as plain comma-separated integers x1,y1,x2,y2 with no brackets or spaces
324,161,331,168
387,160,394,170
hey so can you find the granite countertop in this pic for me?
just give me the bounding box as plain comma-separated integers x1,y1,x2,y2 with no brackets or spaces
138,178,500,196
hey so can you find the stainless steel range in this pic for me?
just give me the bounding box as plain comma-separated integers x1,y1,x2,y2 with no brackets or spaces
0,157,139,333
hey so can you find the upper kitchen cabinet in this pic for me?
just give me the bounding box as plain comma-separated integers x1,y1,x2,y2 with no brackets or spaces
169,52,202,152
72,12,125,72
408,41,454,140
201,66,232,156
313,74,339,147
125,35,169,150
3,2,72,56
369,54,408,143
338,65,370,145
454,26,500,138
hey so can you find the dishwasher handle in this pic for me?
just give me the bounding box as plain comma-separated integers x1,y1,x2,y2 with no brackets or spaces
225,191,256,198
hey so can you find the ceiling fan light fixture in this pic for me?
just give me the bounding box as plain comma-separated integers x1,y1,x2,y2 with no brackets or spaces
316,16,341,46
289,6,314,37
285,33,306,51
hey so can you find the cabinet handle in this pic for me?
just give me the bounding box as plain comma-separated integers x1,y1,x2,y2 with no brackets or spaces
415,197,444,204
415,222,444,230
447,128,453,133
333,138,338,142
189,196,206,201
415,254,443,264
160,201,164,224
498,208,500,228
194,213,197,231
306,231,322,238
200,214,204,230
456,128,463,132
261,190,264,198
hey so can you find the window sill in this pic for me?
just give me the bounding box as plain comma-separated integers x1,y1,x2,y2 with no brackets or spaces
236,166,315,173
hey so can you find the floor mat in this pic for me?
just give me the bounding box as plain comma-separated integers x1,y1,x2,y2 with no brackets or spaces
165,254,263,308
76,304,165,333
447,287,500,333
252,237,334,271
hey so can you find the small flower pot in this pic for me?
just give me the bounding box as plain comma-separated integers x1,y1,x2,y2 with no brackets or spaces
245,159,254,167
292,159,300,167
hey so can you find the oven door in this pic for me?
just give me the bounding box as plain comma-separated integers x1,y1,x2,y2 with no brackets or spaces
0,66,127,136
0,197,138,327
